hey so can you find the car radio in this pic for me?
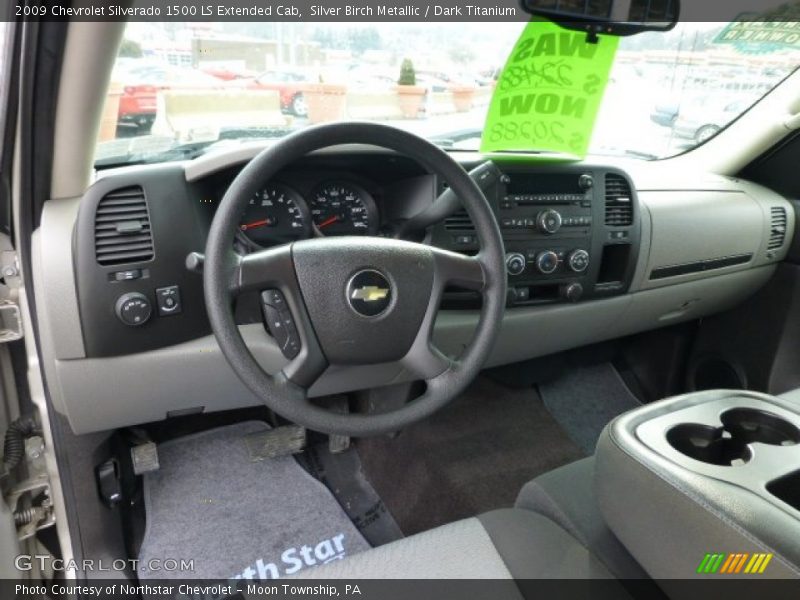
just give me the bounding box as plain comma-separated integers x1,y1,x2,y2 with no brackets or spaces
497,171,595,302
436,166,640,308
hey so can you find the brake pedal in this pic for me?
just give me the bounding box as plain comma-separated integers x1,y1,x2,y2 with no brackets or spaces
245,425,306,461
327,396,350,454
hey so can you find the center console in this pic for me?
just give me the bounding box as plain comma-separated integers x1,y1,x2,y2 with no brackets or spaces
595,390,800,582
433,164,641,307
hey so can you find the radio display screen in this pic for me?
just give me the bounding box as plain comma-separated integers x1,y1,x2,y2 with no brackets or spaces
506,173,582,195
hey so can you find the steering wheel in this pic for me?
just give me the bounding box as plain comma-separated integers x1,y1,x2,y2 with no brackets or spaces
204,122,506,436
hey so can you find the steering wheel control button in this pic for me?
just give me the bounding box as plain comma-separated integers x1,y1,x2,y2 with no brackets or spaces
535,251,560,275
115,292,152,327
261,290,302,360
536,209,562,234
262,289,286,309
567,250,590,273
505,253,526,276
346,270,392,318
155,285,182,316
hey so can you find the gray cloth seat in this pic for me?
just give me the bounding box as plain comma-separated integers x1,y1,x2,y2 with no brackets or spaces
300,507,625,585
516,457,650,580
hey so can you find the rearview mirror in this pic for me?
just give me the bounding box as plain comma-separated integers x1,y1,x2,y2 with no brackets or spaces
520,0,680,37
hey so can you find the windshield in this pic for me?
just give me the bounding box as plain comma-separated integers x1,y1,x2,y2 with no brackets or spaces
95,21,799,166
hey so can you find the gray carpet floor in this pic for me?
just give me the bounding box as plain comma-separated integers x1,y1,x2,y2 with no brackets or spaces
539,363,642,455
138,421,369,580
356,377,584,535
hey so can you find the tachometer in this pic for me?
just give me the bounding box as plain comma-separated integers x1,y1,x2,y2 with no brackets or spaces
238,183,310,247
310,182,378,236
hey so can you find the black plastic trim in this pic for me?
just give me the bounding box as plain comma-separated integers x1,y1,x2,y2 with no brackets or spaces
650,253,753,281
74,165,211,356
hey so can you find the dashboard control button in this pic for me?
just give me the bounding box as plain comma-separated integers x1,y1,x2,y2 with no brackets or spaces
536,209,562,234
155,285,182,316
115,292,152,327
579,174,594,190
261,290,301,360
513,286,530,302
114,269,142,282
535,251,559,275
505,253,526,276
561,282,584,302
454,235,475,245
568,250,590,273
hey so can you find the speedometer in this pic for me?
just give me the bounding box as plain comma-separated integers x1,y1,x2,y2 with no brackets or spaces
309,182,378,236
238,183,310,247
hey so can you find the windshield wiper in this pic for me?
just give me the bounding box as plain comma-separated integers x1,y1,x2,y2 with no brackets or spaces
624,149,659,160
430,128,483,150
94,125,294,169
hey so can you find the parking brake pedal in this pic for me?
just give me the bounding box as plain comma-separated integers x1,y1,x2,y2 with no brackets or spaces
245,425,306,461
131,441,160,475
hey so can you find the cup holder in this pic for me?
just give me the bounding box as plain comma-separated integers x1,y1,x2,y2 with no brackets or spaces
720,408,800,446
666,423,752,466
666,408,800,467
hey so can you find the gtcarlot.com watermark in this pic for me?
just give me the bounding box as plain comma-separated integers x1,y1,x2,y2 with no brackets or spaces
15,554,195,573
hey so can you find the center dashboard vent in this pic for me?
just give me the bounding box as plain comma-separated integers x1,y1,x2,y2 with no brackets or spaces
604,174,634,227
444,209,474,231
94,186,154,266
768,206,788,251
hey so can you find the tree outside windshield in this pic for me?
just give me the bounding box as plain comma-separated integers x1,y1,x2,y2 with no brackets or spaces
95,21,799,165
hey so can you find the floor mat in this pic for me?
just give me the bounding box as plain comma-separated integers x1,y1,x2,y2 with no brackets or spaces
138,421,369,580
538,363,642,455
356,377,583,536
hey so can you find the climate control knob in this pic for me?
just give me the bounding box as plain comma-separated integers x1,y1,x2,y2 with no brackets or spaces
536,209,562,234
115,292,152,327
505,252,527,276
567,249,590,273
535,251,559,275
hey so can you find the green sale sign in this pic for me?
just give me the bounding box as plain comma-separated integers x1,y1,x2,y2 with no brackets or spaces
481,20,619,158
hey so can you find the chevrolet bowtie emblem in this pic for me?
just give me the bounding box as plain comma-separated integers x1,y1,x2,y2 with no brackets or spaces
350,286,389,302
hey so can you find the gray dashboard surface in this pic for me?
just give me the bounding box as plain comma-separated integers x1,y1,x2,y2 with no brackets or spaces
34,150,795,433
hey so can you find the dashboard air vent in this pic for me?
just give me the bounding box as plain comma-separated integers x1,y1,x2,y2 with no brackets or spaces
604,174,634,227
94,186,154,266
444,209,474,231
768,206,788,251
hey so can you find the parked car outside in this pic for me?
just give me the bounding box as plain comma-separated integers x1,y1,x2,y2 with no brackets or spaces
650,100,680,127
672,97,757,142
116,65,222,134
226,70,313,117
201,65,255,81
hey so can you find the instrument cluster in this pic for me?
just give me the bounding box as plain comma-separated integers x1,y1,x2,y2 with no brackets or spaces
236,180,379,248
